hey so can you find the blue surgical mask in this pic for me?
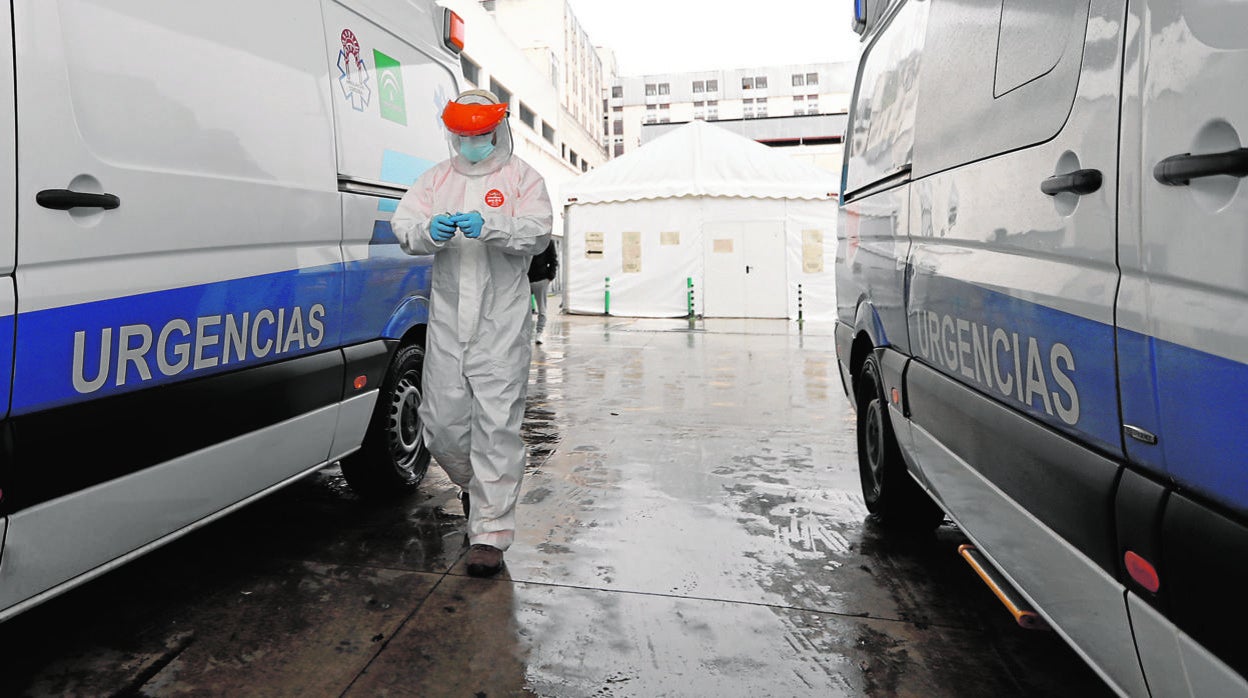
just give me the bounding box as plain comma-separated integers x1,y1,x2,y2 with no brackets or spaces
460,139,495,163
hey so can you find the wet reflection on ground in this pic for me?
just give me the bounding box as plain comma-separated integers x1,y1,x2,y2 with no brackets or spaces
0,315,1110,696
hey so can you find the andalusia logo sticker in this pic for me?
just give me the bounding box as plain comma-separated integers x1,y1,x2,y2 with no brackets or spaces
337,29,371,112
374,50,406,125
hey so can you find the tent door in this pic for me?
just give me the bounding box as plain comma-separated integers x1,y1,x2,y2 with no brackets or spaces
703,221,787,318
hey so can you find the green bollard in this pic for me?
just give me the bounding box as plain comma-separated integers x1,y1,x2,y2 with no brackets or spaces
604,276,611,316
797,283,804,330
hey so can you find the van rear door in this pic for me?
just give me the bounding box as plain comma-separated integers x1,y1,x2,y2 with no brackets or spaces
1118,0,1248,690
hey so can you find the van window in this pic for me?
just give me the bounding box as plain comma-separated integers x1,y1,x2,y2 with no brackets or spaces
995,0,1085,96
912,0,1091,178
843,0,929,195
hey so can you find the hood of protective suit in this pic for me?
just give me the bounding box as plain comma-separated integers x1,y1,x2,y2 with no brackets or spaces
443,89,514,176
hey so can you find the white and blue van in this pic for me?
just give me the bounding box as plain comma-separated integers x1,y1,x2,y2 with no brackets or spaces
0,0,464,620
838,1,1248,695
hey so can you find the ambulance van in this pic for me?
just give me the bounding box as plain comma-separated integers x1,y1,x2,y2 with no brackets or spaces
837,1,1248,695
0,0,463,620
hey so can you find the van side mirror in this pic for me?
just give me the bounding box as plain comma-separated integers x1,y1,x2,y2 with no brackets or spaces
853,0,870,35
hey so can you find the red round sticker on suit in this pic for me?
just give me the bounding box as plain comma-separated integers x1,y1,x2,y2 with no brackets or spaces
485,189,505,207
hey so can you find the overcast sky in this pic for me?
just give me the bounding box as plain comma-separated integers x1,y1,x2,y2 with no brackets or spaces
564,0,863,76
567,0,863,76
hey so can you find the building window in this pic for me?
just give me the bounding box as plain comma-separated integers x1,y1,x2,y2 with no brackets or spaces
613,119,623,135
660,115,670,123
542,121,555,143
614,143,624,157
693,80,704,93
461,54,480,85
613,105,622,113
706,79,718,92
757,98,767,117
742,77,753,90
582,161,589,172
792,73,804,87
806,72,818,85
755,76,768,89
612,85,623,98
569,150,578,166
518,102,536,129
645,83,657,96
658,82,670,95
490,78,512,105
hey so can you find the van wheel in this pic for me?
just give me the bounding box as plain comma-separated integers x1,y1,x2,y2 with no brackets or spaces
856,354,944,533
341,343,431,497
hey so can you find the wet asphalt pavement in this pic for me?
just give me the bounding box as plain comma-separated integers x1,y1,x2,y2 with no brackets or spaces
0,314,1113,697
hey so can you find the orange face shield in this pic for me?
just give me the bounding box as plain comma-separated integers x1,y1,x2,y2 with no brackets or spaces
441,101,508,136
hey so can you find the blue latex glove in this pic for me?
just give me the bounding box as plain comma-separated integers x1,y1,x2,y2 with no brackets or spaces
453,211,484,238
430,214,457,242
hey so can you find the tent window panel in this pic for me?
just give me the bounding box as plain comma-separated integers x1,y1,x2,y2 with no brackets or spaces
660,231,680,245
802,229,825,273
622,231,642,273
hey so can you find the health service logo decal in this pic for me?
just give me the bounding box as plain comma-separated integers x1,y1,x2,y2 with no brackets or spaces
337,29,371,112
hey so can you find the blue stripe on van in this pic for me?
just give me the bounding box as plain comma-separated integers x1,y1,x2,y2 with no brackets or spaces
11,265,344,415
1120,330,1248,517
11,244,433,416
907,276,1121,456
910,275,1248,516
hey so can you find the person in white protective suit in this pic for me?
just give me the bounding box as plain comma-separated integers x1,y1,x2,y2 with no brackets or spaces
392,89,552,577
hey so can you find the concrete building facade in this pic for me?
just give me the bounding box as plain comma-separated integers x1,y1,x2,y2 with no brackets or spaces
605,62,855,164
480,0,605,156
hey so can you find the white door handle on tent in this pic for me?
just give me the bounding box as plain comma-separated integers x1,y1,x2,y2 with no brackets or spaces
745,265,752,274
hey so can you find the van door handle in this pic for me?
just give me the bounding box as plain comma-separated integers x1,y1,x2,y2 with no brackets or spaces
1041,169,1102,196
36,189,121,211
1154,148,1248,186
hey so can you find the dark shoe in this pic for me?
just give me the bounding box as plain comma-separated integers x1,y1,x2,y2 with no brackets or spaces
465,544,504,577
460,490,470,518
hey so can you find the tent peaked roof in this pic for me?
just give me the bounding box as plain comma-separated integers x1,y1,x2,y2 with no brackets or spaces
564,120,840,205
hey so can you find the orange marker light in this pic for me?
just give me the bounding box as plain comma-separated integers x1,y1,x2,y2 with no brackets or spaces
353,375,368,390
891,388,901,405
1124,550,1160,593
445,10,465,53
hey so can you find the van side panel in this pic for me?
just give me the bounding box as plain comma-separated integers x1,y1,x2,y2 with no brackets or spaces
3,0,343,616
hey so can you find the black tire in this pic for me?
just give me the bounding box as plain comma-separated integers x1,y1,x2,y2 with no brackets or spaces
856,353,945,533
341,343,431,498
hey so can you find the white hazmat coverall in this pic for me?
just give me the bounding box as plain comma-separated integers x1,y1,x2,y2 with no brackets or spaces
392,143,552,551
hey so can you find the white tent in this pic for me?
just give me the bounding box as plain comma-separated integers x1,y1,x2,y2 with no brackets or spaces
562,120,839,320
